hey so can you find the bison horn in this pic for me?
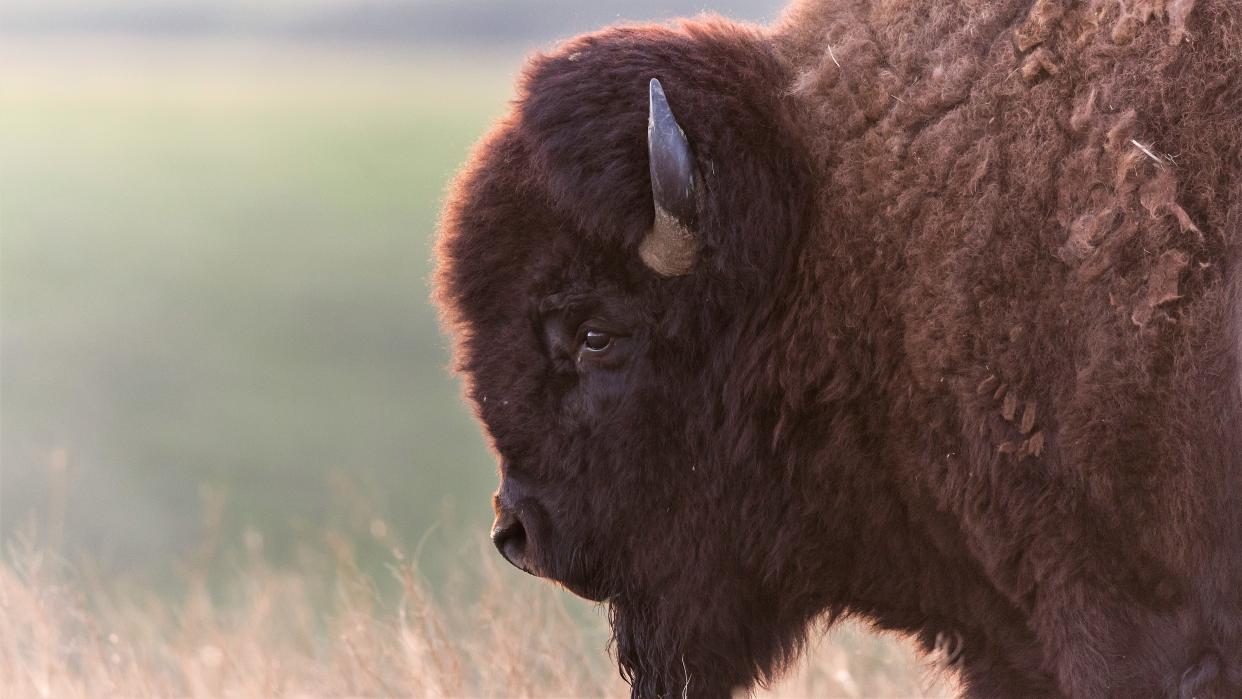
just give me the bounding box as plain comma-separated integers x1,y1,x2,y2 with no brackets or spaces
640,78,699,277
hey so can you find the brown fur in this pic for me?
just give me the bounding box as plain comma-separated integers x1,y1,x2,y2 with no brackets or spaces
434,1,1242,696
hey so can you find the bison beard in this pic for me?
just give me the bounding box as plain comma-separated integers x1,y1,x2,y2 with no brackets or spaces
435,1,1242,697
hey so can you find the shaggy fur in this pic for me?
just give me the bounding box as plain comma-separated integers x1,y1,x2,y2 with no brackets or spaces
434,1,1242,696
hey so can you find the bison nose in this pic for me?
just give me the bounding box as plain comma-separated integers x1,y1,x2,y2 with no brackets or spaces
491,509,532,574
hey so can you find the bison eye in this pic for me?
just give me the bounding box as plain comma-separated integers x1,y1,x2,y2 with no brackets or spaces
582,330,612,352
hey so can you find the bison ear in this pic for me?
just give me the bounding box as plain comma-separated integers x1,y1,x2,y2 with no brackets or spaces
639,78,700,277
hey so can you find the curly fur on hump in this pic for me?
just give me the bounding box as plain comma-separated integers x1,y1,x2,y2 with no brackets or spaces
435,1,1242,696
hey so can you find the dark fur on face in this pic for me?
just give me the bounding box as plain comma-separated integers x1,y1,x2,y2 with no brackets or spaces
438,22,822,695
436,2,1242,697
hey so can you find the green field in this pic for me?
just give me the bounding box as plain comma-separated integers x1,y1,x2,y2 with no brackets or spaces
0,41,523,583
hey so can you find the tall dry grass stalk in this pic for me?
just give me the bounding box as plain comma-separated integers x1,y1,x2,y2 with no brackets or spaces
0,531,956,698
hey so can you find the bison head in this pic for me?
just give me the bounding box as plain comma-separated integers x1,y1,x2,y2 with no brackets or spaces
436,20,832,697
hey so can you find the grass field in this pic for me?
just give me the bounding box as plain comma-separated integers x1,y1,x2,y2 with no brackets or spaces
1,535,954,697
0,38,954,696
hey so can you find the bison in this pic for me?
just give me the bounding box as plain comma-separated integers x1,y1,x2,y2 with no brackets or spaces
434,0,1242,696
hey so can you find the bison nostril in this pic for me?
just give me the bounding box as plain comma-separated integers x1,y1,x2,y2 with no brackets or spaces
491,510,532,574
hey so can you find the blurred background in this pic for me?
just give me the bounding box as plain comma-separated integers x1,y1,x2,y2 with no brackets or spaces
0,0,785,590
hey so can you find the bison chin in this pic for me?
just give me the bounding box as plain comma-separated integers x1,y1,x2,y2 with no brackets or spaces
540,549,614,603
607,581,814,698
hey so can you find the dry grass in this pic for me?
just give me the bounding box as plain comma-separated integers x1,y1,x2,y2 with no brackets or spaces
0,533,957,698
